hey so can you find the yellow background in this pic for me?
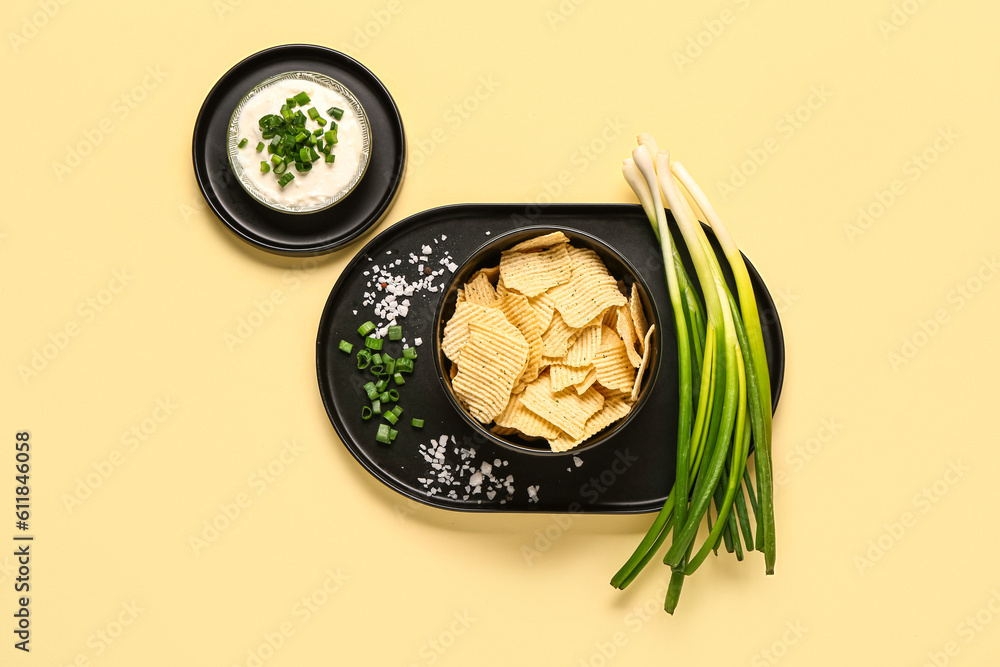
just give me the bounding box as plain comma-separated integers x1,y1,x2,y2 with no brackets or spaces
2,0,999,664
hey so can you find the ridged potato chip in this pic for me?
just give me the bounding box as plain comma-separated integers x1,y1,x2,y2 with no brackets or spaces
499,292,544,388
631,324,656,402
629,283,648,352
592,325,635,393
548,397,632,452
441,303,510,362
453,321,529,423
563,324,601,367
527,292,555,331
494,396,561,439
509,231,569,252
519,373,604,442
549,363,594,392
499,244,572,297
574,366,598,394
465,271,502,307
548,248,627,327
540,310,578,358
615,305,642,367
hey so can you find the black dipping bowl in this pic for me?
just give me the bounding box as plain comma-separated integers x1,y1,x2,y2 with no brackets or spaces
433,226,662,456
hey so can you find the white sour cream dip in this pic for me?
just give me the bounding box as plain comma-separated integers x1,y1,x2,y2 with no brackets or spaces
230,72,371,213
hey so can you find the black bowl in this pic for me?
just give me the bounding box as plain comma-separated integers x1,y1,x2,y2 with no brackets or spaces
433,226,661,456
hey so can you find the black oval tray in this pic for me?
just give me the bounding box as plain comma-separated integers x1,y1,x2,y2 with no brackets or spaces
316,204,785,513
192,44,405,256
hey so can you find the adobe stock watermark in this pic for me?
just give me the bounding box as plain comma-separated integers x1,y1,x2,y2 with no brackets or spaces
405,611,477,667
406,75,502,174
334,0,412,56
522,448,638,565
877,0,932,40
232,568,350,667
843,126,958,243
854,459,968,575
55,601,144,667
189,439,305,555
545,0,590,30
750,621,808,666
577,579,669,666
61,398,179,513
673,0,759,73
887,255,998,371
51,66,168,182
224,257,321,351
917,588,1000,667
18,268,134,385
716,85,833,202
511,116,628,227
773,417,843,487
7,0,71,54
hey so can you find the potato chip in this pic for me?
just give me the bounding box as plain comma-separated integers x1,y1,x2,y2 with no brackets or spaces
519,373,604,441
499,292,544,388
548,397,632,452
549,363,594,392
464,271,502,307
540,310,578,358
574,367,598,394
596,384,631,401
455,288,465,304
509,231,570,252
494,396,561,439
441,303,510,362
592,325,635,392
548,248,627,327
615,305,642,367
491,425,519,436
471,265,500,284
499,244,572,297
452,321,529,423
631,324,656,402
602,307,618,328
629,283,648,352
449,362,458,380
563,324,601,367
527,292,555,331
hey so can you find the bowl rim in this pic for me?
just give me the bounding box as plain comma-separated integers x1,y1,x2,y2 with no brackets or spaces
226,69,373,215
432,224,662,457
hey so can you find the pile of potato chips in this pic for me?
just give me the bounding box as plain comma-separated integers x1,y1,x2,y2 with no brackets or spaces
442,232,657,452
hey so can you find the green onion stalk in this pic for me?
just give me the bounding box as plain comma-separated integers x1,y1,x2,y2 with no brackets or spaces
611,133,776,612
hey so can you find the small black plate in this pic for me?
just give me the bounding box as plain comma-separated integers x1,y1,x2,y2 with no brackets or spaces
192,44,405,256
316,204,785,513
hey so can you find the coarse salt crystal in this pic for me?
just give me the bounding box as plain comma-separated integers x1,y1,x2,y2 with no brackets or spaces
573,456,583,467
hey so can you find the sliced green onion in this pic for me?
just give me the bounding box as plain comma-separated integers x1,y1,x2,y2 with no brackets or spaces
361,406,372,420
338,340,353,354
378,391,390,403
411,418,424,428
375,423,391,444
256,141,265,152
402,347,417,360
393,373,405,385
328,107,344,120
371,353,383,366
317,117,327,126
395,357,413,373
277,172,294,187
307,107,321,121
369,364,385,376
363,382,378,401
273,161,287,174
325,153,335,163
388,325,402,340
358,321,375,336
384,359,396,375
260,161,270,174
238,138,248,149
371,400,381,415
387,387,400,401
365,336,383,351
357,349,372,369
389,428,398,441
375,379,388,393
391,404,402,417
293,91,311,105
384,412,398,425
